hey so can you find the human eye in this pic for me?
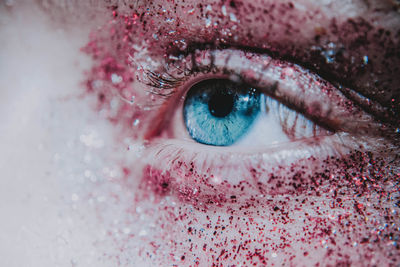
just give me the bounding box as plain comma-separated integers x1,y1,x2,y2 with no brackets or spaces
128,45,394,198
145,47,375,148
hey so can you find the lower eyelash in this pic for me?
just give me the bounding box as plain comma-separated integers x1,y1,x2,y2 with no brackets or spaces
139,134,369,203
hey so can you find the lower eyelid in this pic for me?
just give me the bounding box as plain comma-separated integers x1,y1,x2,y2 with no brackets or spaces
136,47,394,200
139,133,380,200
146,131,372,160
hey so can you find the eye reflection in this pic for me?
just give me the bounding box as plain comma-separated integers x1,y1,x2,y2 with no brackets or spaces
183,78,261,146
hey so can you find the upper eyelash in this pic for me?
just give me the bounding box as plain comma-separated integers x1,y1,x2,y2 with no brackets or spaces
181,43,400,127
142,46,400,145
146,44,400,134
144,48,220,96
145,70,184,97
144,49,335,129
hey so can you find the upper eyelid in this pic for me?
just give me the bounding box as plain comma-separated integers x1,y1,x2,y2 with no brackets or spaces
147,45,398,129
144,48,360,135
153,43,332,93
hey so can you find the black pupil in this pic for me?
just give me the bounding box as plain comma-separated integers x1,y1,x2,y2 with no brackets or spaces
208,91,235,118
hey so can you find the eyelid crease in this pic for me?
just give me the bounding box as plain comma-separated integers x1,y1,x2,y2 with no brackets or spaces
336,84,400,128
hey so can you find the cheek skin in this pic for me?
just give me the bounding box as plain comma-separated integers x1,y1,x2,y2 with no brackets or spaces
79,1,400,266
135,153,399,266
125,152,400,266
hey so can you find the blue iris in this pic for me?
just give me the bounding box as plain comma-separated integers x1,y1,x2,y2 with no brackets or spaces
183,79,261,146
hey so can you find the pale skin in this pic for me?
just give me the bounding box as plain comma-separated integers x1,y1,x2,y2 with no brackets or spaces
1,1,399,266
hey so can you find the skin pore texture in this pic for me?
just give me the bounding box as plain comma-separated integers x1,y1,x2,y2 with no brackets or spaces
1,0,400,266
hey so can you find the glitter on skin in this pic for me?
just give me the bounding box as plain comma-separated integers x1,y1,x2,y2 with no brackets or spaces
79,0,400,266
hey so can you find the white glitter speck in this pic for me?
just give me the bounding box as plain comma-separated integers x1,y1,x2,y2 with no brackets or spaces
363,55,369,64
205,18,211,27
211,175,222,184
229,13,237,22
221,5,227,16
111,73,123,84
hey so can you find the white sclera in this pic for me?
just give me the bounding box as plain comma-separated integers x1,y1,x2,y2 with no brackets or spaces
234,95,290,147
